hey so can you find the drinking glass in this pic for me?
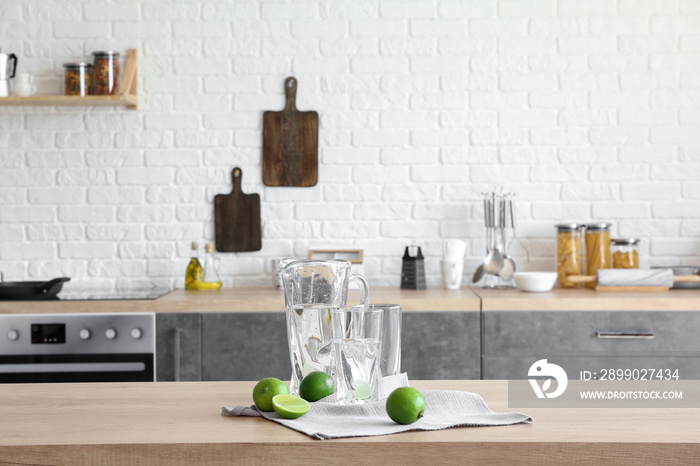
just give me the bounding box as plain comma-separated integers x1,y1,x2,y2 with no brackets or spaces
331,307,383,404
352,304,402,378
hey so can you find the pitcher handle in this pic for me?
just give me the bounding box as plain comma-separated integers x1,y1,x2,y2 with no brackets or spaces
8,54,17,78
349,273,370,307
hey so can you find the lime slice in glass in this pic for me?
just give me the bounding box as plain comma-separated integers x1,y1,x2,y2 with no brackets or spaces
355,381,372,400
302,361,315,377
272,394,310,419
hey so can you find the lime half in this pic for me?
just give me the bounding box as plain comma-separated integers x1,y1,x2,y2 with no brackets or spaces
355,381,372,400
272,394,310,419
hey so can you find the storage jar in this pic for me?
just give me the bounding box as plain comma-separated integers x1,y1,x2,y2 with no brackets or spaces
611,238,640,269
585,223,612,288
92,51,120,95
63,62,93,96
555,224,584,288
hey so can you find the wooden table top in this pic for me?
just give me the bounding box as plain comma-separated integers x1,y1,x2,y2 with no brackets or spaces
1,380,698,465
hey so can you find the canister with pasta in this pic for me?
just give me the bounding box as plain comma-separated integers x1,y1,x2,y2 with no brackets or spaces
556,223,584,288
611,238,640,269
92,51,120,95
585,223,612,288
63,62,93,96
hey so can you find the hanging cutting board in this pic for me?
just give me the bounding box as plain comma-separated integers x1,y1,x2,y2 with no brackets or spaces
214,167,262,252
263,76,318,187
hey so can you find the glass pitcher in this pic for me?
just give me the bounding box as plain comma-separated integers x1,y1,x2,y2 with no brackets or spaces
281,259,369,395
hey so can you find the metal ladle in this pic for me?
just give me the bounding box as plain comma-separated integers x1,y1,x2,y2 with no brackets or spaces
507,198,530,263
498,197,515,281
472,197,489,283
482,194,503,274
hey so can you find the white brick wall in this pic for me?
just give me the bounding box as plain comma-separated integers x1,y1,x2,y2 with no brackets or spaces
2,0,700,290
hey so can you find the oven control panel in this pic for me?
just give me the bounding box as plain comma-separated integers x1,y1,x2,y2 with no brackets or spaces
31,323,66,344
0,313,155,355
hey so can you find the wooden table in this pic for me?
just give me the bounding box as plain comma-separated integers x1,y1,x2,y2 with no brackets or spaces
1,380,698,465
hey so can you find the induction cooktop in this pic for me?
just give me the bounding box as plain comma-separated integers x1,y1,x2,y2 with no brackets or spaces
57,289,172,301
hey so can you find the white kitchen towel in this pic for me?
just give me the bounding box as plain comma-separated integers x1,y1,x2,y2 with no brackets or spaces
221,376,533,440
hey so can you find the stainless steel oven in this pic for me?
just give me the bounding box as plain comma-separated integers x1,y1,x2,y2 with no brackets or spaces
0,312,156,383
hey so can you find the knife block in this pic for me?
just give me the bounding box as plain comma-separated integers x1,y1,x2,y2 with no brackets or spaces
400,246,426,290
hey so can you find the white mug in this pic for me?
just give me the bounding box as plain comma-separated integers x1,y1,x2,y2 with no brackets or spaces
441,260,464,290
13,72,35,97
442,239,467,262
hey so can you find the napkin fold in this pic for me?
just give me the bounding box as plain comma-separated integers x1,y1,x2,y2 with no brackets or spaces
222,375,533,440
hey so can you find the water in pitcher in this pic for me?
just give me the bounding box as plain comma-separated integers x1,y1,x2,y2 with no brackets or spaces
288,304,340,391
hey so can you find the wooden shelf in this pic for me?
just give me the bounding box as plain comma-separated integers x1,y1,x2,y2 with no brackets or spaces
0,49,138,110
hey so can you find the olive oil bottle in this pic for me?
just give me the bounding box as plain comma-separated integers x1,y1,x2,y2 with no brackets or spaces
200,243,222,290
185,241,203,290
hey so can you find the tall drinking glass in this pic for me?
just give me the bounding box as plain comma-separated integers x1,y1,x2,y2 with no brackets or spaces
281,259,369,395
352,304,402,378
331,307,383,403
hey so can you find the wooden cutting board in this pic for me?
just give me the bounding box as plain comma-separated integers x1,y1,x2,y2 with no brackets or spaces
263,76,318,187
214,167,261,252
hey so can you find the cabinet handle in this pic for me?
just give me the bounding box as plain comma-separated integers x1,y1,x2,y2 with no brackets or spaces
596,332,654,339
174,327,182,382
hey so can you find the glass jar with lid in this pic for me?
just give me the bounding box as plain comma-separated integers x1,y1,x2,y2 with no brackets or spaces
63,62,93,96
612,238,640,269
556,223,584,288
585,223,612,288
92,51,120,95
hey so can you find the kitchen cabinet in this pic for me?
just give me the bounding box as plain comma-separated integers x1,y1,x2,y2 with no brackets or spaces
155,313,202,382
402,311,480,380
201,312,290,381
0,49,138,110
482,310,700,380
12,288,699,383
198,310,482,382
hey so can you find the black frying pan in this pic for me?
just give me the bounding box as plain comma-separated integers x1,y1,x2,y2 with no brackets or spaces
0,277,70,300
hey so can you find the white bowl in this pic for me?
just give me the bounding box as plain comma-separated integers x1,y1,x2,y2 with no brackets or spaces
513,272,557,292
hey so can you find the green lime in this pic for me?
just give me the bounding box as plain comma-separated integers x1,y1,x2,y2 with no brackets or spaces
252,377,289,412
272,394,310,419
386,387,426,425
355,381,372,400
298,370,335,402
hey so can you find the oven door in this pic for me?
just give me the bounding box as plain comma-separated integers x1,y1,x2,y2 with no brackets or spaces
0,353,155,383
0,312,156,383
